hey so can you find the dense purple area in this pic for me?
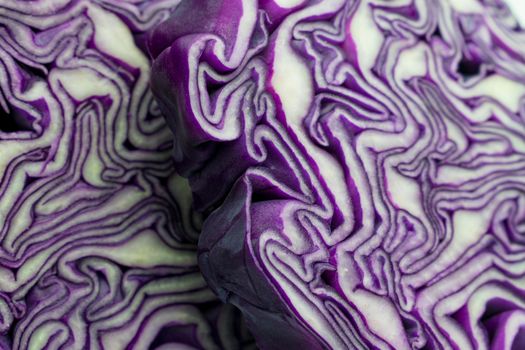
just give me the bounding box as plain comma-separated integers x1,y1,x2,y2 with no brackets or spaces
0,1,254,349
149,0,525,349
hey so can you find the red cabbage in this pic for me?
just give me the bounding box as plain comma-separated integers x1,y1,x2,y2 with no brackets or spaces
149,0,525,349
0,1,253,349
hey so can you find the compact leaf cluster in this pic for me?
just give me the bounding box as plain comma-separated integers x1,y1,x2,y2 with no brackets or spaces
0,0,524,349
148,0,525,349
0,0,252,349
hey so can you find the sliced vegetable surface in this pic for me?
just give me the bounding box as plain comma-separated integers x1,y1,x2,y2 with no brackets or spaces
149,1,525,349
0,1,253,349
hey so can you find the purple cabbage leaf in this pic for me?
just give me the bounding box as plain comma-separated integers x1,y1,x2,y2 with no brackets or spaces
148,0,525,349
0,0,254,349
